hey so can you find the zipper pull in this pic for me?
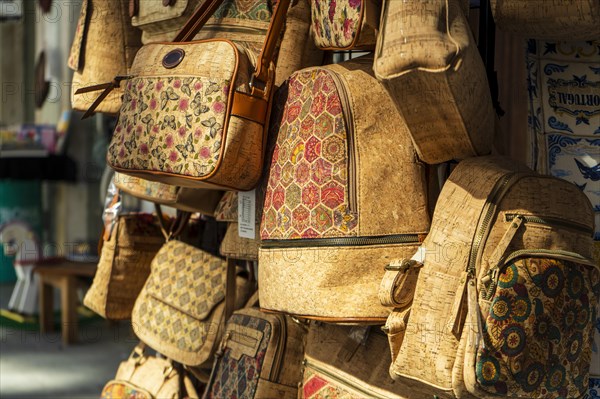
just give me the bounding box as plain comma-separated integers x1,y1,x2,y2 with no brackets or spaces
467,279,486,351
487,215,524,271
448,271,469,336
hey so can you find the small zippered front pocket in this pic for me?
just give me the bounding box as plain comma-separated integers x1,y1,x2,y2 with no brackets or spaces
473,250,599,399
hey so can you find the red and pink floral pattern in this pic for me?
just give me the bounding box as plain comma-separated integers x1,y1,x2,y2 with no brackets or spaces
107,76,230,178
260,69,357,240
311,0,363,49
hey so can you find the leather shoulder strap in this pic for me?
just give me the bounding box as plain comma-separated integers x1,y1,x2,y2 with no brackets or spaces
173,0,226,42
253,0,290,84
173,0,291,86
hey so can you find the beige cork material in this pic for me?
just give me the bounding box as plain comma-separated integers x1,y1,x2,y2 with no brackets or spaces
383,156,596,398
301,323,422,398
132,0,204,44
259,242,421,321
69,0,142,114
83,214,164,320
374,0,495,164
220,222,259,261
490,0,600,40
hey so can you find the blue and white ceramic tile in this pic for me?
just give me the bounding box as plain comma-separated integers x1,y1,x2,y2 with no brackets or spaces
527,40,600,172
546,133,600,237
533,41,600,137
586,378,600,399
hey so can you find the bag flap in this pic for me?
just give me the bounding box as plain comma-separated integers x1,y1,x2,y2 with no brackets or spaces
145,240,227,320
132,0,190,27
67,0,89,70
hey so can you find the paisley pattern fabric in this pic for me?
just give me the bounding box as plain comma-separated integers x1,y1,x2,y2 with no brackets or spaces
67,0,88,70
260,70,358,240
101,381,151,399
108,76,231,178
311,0,363,48
476,257,600,398
205,314,271,399
212,0,272,21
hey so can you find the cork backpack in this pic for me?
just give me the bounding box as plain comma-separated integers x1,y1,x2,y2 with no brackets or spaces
380,156,599,398
258,56,432,323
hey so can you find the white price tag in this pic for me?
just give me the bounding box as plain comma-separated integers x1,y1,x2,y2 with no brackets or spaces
238,189,256,239
411,246,426,263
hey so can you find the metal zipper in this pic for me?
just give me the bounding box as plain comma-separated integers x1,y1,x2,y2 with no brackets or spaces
269,314,287,382
328,71,358,214
482,248,597,300
303,359,390,399
504,214,593,236
301,67,358,214
466,173,523,278
261,234,422,249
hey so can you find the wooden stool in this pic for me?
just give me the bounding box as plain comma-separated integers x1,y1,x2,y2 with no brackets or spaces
35,261,96,345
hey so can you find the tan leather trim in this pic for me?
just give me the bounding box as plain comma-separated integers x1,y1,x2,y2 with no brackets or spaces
254,0,291,83
231,92,268,125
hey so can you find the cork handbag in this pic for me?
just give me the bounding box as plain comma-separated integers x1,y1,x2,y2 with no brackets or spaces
301,323,414,398
114,172,224,216
68,0,142,114
100,343,198,399
131,0,205,44
381,156,599,399
374,0,495,164
131,239,253,370
80,0,289,191
203,302,308,398
83,213,164,320
310,0,381,50
258,56,431,323
490,0,600,41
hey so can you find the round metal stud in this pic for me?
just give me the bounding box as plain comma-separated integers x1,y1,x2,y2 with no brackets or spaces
162,48,185,69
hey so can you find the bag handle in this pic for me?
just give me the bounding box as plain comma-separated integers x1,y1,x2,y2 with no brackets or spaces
154,204,191,241
173,0,291,90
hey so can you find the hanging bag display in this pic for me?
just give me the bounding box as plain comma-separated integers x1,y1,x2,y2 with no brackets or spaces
381,156,599,399
83,0,291,191
100,343,199,399
310,0,381,50
490,0,600,41
68,0,142,114
373,0,495,164
258,56,431,322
